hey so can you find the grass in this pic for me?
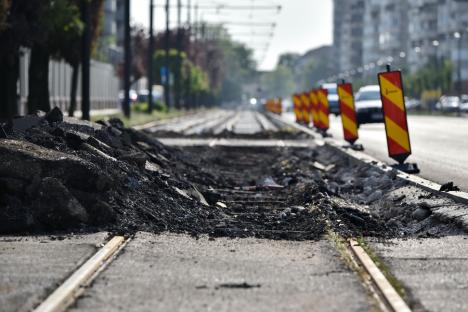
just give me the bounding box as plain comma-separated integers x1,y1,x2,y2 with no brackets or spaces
355,237,407,299
90,105,184,128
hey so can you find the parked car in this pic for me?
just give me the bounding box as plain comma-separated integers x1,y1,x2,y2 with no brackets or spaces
460,102,468,113
321,83,340,115
355,85,383,124
137,89,163,103
405,97,421,111
435,96,461,112
118,89,138,105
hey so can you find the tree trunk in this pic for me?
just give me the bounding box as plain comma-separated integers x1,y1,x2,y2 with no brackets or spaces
68,64,79,117
27,45,51,114
0,53,19,121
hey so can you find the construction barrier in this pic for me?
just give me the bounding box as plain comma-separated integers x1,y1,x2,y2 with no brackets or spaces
265,98,281,115
292,94,302,123
377,69,412,164
316,88,330,131
337,83,359,145
301,92,311,125
309,89,320,128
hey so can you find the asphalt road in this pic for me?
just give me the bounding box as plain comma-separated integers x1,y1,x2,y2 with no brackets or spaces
285,113,468,192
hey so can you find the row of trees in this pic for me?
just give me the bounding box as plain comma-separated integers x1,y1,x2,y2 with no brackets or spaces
260,50,335,99
0,0,104,120
0,2,257,121
143,25,257,108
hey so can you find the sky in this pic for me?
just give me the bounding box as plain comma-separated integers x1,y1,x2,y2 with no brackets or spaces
131,0,333,71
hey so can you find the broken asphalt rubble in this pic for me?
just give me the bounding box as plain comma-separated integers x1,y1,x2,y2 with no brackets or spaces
0,108,462,239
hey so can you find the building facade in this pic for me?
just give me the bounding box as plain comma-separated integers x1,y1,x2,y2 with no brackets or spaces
333,0,468,90
333,0,365,74
99,0,124,64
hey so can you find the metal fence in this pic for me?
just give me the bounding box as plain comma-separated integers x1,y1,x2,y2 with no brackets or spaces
18,49,120,115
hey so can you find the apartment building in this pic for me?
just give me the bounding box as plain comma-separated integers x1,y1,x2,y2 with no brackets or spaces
98,0,124,64
333,0,365,74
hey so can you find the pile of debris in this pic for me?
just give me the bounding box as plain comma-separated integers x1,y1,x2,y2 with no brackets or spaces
0,108,404,239
0,108,223,235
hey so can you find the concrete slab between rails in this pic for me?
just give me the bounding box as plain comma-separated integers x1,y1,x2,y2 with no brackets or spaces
156,138,316,148
69,232,373,312
368,236,468,311
0,233,109,312
268,113,468,232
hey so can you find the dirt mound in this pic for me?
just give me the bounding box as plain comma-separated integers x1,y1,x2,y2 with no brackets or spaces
0,109,221,235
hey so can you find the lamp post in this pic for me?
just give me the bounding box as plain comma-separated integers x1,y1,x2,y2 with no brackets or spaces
147,0,155,114
454,31,462,116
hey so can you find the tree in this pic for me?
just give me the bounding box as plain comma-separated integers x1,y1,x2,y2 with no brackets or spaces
405,58,453,99
277,53,300,70
0,0,9,31
27,0,83,114
152,49,209,107
261,65,296,98
217,39,257,103
0,1,44,120
67,0,103,117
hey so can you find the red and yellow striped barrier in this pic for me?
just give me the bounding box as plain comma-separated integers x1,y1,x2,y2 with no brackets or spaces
301,92,311,125
337,83,359,145
309,89,320,128
317,88,330,131
377,70,412,164
292,94,302,123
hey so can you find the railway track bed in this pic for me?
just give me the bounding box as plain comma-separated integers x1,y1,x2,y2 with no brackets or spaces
3,109,468,311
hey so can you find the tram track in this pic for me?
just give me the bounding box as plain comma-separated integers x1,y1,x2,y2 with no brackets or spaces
29,138,413,311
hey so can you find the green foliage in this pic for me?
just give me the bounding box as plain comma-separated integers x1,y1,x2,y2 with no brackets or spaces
218,39,257,102
296,58,334,90
405,58,453,98
153,49,211,102
47,0,84,64
261,65,296,98
133,101,167,113
0,0,10,31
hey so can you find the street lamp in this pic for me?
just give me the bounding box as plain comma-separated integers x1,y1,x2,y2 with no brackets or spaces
454,31,463,116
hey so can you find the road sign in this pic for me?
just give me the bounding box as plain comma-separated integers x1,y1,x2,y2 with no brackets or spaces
301,92,311,125
292,94,302,123
337,83,359,145
377,70,412,164
317,88,330,131
309,90,320,128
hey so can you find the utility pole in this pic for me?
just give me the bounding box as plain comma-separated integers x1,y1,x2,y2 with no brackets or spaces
147,0,155,114
455,32,463,117
164,0,172,109
175,0,182,109
194,2,199,108
186,0,192,109
81,0,91,121
123,0,131,118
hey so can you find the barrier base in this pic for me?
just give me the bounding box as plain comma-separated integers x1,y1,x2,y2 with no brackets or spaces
343,143,364,151
320,131,332,138
392,162,420,174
